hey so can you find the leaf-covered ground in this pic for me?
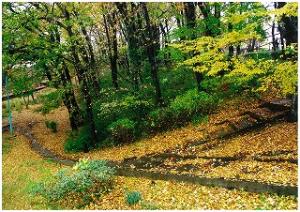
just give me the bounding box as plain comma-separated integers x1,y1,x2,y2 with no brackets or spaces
3,93,298,210
2,133,297,210
86,176,297,210
2,133,61,210
151,122,297,185
10,94,264,162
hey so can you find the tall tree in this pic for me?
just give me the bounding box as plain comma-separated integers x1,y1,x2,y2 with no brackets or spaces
103,12,119,90
57,3,98,150
141,2,163,106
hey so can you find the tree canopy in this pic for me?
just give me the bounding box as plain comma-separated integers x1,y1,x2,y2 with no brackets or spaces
2,2,298,152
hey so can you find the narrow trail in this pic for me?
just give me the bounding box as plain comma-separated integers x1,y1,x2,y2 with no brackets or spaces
11,99,298,197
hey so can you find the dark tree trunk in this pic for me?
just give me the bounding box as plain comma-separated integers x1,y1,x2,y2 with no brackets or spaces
141,3,163,106
236,44,241,56
51,26,82,132
271,21,278,52
277,2,298,46
104,13,119,90
184,2,203,92
165,19,170,42
228,23,234,57
110,13,119,90
159,23,167,47
59,4,98,150
61,62,82,131
289,87,298,122
79,23,101,95
115,2,140,92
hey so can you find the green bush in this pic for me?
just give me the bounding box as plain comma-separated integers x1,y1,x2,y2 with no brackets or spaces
64,127,92,152
37,90,63,114
125,191,142,206
170,89,218,122
31,159,115,208
94,95,153,138
107,118,135,144
45,120,58,133
148,108,176,132
245,49,272,61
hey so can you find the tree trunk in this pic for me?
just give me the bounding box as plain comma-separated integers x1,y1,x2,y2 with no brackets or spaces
271,21,278,52
141,3,163,106
104,14,119,90
110,13,119,90
236,44,241,56
115,2,141,92
228,23,234,57
79,24,101,95
61,62,82,131
277,2,298,46
51,26,82,132
59,4,98,150
184,2,203,92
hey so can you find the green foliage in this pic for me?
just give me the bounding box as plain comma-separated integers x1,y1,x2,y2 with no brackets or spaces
64,127,92,152
107,119,135,144
160,66,196,102
170,89,218,121
37,90,63,114
31,159,115,208
148,108,175,132
158,46,185,63
245,50,272,61
192,115,209,126
45,120,58,133
125,191,142,206
147,89,218,132
94,95,153,138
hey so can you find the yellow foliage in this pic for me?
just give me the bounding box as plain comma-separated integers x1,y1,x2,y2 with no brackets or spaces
272,3,298,18
267,61,297,96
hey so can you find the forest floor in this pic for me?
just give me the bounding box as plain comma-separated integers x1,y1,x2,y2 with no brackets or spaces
2,90,298,209
2,131,297,210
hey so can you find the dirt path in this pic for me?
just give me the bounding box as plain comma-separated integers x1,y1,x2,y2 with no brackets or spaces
13,99,297,196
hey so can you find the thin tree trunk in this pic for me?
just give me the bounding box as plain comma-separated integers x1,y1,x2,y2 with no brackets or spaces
80,25,101,94
116,2,140,92
59,4,98,150
271,21,277,52
141,3,163,106
185,2,203,92
61,62,82,131
104,14,119,90
51,26,82,132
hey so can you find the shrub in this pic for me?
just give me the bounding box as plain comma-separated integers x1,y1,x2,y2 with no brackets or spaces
94,95,153,138
107,119,135,144
148,108,176,132
125,191,142,206
32,159,115,208
37,90,63,114
95,96,153,122
192,114,209,125
45,120,58,133
64,127,92,152
170,89,218,122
